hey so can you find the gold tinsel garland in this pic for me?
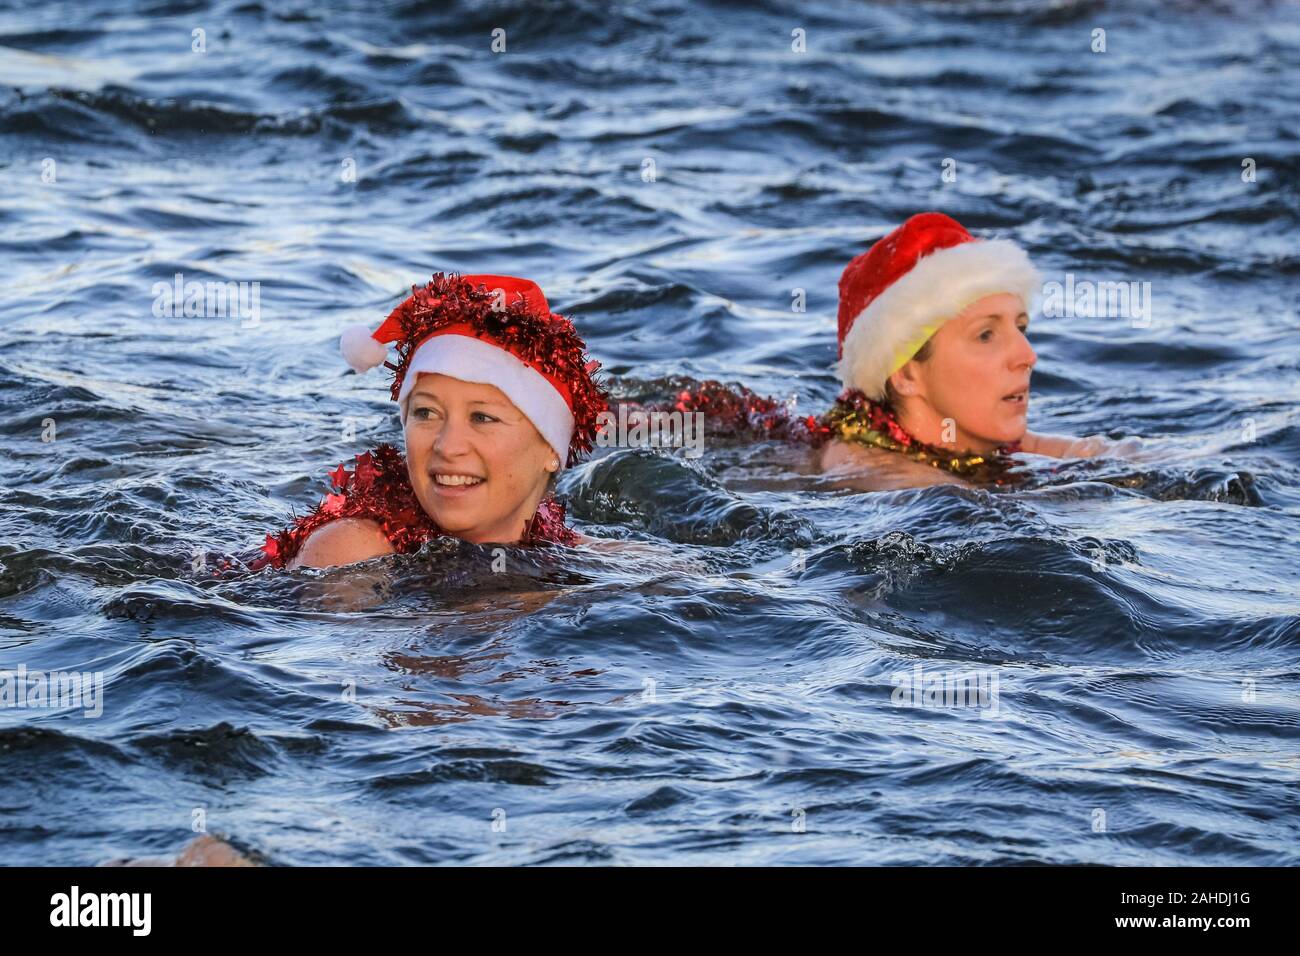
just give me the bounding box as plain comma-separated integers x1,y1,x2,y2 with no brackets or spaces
818,390,1023,485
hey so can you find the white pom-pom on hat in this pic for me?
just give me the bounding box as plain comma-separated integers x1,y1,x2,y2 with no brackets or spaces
340,323,389,373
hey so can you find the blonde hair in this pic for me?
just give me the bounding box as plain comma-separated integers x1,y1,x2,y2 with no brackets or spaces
883,337,934,407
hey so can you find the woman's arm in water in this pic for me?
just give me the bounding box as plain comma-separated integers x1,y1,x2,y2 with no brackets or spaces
1021,430,1143,460
287,518,396,570
574,532,713,574
104,834,257,867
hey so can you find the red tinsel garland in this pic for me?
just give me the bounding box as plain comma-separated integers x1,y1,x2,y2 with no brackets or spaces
666,378,813,441
253,443,577,570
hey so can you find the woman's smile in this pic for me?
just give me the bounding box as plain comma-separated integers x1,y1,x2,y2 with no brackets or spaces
429,471,487,496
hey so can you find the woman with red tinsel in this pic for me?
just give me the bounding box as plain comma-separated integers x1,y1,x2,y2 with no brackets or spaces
254,273,609,570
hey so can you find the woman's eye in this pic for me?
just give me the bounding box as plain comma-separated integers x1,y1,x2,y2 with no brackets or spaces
979,328,994,342
471,411,499,424
412,406,436,420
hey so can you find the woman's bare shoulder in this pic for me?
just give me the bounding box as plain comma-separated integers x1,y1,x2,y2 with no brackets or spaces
288,518,396,569
818,438,966,491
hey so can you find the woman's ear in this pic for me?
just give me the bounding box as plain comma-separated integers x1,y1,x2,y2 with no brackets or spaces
888,361,924,398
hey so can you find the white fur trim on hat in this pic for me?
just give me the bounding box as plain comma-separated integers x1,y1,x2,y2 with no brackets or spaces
836,238,1041,400
396,333,574,469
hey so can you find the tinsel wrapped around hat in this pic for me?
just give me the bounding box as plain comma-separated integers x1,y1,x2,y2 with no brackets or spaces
340,272,608,469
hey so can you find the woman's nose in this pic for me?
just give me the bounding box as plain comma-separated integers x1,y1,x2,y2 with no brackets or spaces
1014,328,1037,370
432,415,472,458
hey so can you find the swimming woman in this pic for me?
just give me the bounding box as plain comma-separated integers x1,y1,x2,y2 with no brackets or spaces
817,211,1136,490
657,212,1139,490
256,273,608,570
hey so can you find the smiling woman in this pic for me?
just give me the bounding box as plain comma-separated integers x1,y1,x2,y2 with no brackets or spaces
255,273,609,570
403,372,561,546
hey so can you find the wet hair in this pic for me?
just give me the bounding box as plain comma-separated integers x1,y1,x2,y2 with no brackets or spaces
883,337,934,407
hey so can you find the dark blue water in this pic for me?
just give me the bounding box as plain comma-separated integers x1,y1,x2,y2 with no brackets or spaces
2,0,1298,865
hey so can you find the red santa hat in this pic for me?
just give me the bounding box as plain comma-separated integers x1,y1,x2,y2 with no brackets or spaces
836,212,1040,400
340,273,606,469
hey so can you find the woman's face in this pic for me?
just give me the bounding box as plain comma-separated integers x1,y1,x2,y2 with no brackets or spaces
901,292,1037,451
403,373,559,544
